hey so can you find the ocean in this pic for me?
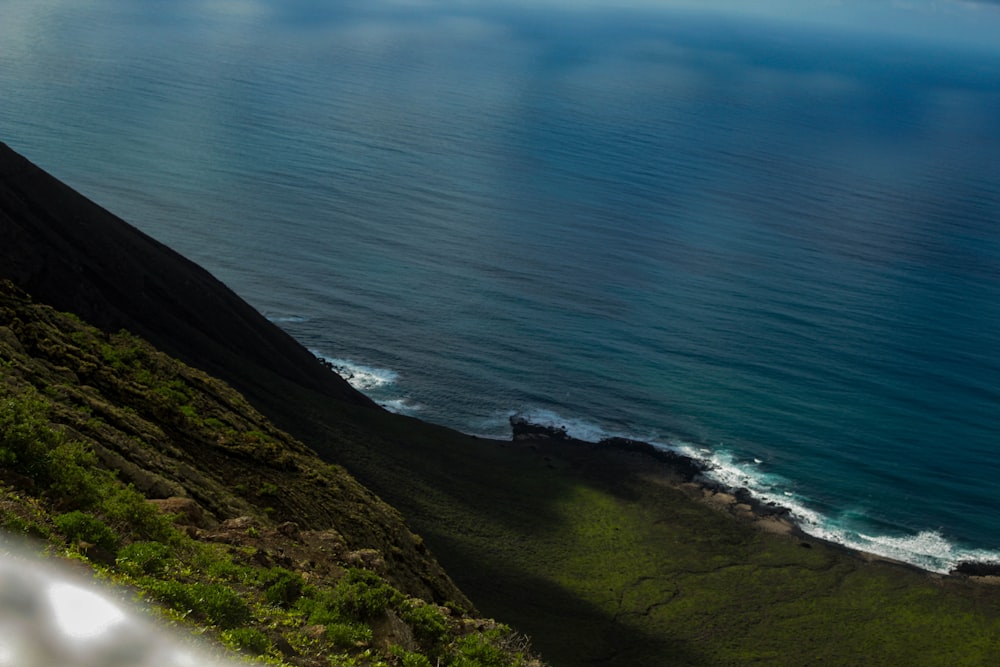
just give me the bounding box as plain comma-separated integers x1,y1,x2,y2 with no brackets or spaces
2,0,999,573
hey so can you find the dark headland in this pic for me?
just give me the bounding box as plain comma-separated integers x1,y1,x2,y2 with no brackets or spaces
3,141,1000,666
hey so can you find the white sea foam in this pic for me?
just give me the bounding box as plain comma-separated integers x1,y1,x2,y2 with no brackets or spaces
506,408,620,443
315,355,399,392
494,409,1000,574
379,398,423,415
264,313,310,324
680,443,1000,573
798,524,1000,574
312,353,420,416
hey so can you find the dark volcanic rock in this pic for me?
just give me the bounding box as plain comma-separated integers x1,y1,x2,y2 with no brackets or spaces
951,561,1000,577
0,142,372,408
510,415,571,441
508,417,711,484
598,436,709,482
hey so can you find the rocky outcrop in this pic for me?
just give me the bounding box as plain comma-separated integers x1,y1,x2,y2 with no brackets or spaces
952,561,1000,577
509,416,709,483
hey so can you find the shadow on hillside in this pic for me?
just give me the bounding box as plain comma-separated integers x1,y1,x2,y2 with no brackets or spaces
279,403,713,666
426,535,710,667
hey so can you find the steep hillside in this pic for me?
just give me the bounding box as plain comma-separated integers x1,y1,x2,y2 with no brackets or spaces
0,280,541,666
0,141,371,410
4,142,1000,666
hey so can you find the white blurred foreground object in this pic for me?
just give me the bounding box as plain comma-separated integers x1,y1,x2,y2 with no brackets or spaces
0,543,251,667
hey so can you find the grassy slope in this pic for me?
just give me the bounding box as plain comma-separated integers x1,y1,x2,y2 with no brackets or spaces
0,280,542,667
259,378,1000,666
3,142,999,665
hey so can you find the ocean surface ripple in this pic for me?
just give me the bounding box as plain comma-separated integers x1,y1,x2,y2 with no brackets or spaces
3,0,999,573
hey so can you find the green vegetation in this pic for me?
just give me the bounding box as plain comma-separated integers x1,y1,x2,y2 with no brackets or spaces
267,359,1000,666
116,540,175,576
260,567,306,608
4,264,1000,666
332,567,404,620
6,142,1000,665
0,282,542,667
143,579,251,629
53,510,119,551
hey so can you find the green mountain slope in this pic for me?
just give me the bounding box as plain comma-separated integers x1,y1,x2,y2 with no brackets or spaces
4,142,1000,666
0,279,541,666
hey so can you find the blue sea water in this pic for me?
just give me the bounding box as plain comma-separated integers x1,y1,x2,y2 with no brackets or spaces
3,0,1000,573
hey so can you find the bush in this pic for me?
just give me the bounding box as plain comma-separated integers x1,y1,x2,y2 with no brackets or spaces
222,627,272,655
294,592,332,624
0,393,61,479
325,621,372,648
203,555,255,584
402,602,450,651
0,510,49,539
391,646,434,667
54,510,118,551
260,567,306,608
146,579,251,629
258,481,280,497
451,630,522,667
334,568,403,621
100,485,176,543
116,541,174,576
45,441,103,508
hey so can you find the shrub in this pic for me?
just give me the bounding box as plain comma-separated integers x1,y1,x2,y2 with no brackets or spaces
116,541,174,576
45,441,103,508
203,555,255,585
397,651,434,667
260,567,306,608
325,621,373,648
146,579,251,629
222,627,272,655
391,649,433,667
258,481,280,497
0,393,61,478
334,568,403,621
451,629,522,667
100,485,176,543
0,510,49,539
294,590,341,626
0,392,137,517
402,602,450,651
54,510,118,551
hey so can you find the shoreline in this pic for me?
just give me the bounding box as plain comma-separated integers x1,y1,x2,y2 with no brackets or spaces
507,415,1000,581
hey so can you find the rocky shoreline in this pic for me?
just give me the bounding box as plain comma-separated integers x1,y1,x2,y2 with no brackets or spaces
508,415,1000,579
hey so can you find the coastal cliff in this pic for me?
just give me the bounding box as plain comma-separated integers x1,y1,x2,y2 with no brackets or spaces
3,143,1000,666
